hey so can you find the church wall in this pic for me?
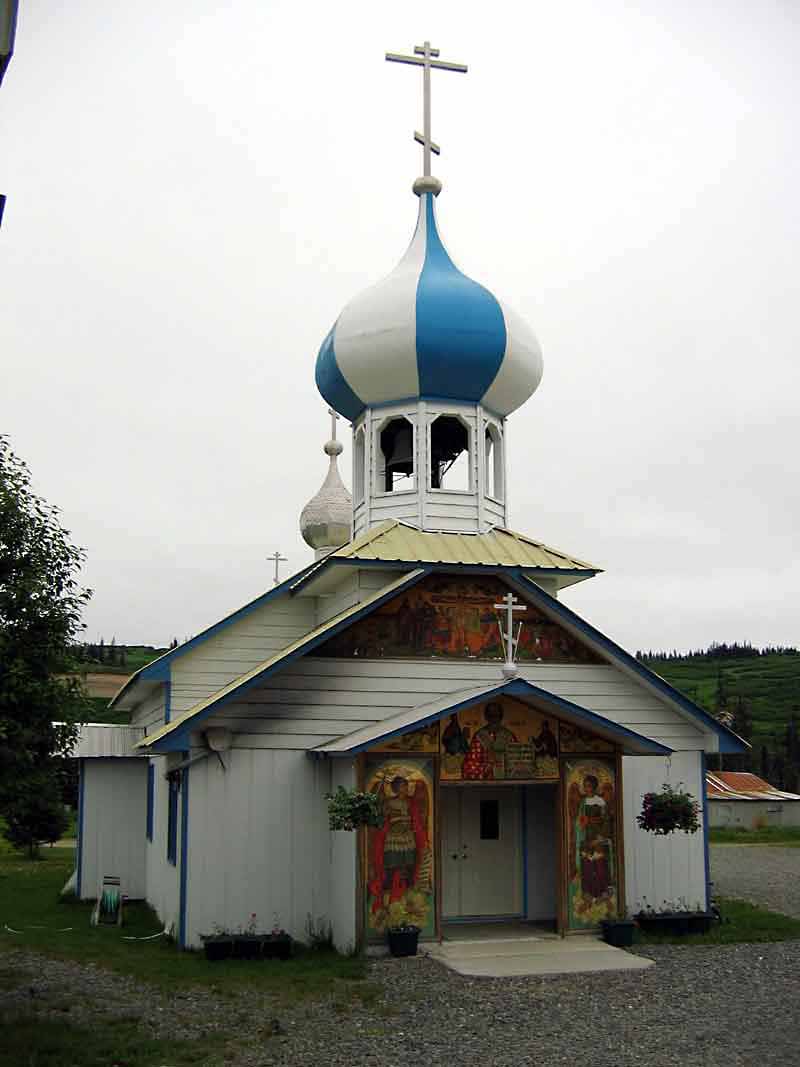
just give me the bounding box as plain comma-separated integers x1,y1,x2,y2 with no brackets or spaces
329,759,358,953
525,784,558,921
205,658,707,752
315,571,360,627
183,747,331,950
622,751,708,912
145,755,181,933
169,596,317,716
79,759,147,901
130,686,166,731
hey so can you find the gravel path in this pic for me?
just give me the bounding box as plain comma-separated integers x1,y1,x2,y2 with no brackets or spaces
4,942,798,1067
711,844,800,918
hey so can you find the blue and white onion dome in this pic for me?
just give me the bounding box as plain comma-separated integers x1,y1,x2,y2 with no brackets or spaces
315,187,543,421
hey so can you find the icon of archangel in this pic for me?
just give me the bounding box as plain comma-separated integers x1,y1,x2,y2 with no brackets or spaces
365,759,434,935
566,759,617,928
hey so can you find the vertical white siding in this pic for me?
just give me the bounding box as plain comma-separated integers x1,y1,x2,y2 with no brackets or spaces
145,756,181,933
79,760,147,900
184,749,331,949
525,784,558,920
329,759,358,952
622,751,708,912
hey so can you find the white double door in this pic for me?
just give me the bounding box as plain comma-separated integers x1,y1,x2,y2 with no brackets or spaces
442,787,522,919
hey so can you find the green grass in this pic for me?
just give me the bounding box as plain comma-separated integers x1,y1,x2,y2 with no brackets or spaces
0,849,368,1000
709,826,800,846
0,1015,223,1067
636,896,800,946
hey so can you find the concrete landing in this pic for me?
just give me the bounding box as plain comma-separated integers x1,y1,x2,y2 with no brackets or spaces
426,935,654,977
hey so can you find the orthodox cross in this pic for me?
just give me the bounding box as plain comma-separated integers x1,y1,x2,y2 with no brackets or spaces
494,592,527,679
268,550,287,586
327,407,339,443
385,40,468,177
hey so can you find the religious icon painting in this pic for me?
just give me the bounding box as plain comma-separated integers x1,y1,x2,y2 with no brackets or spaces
559,722,615,754
369,722,439,754
564,758,618,929
439,699,559,782
364,757,435,939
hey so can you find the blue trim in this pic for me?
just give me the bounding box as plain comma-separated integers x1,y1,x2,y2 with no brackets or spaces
701,752,711,910
146,762,154,841
507,572,749,754
315,324,364,422
416,194,506,401
148,569,431,752
179,761,190,948
164,678,171,724
442,913,525,924
76,760,85,898
521,787,528,918
329,678,672,757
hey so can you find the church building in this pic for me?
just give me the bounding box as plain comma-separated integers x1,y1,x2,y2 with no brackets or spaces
74,44,746,952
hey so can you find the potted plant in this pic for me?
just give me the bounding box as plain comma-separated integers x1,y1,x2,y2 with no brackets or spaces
326,786,383,832
262,914,292,961
636,783,700,836
232,914,263,960
635,898,711,936
385,902,420,958
201,925,234,962
600,915,636,947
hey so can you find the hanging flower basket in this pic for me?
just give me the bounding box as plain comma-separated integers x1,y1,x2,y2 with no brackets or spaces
636,783,700,836
325,786,383,832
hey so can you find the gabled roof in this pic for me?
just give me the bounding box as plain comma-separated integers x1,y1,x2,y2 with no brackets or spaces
136,568,428,751
325,520,600,573
706,771,800,801
312,678,671,757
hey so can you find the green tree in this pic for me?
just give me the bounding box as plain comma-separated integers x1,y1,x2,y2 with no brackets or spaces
0,437,91,849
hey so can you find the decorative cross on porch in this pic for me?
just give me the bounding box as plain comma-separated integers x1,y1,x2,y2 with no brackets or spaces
268,550,288,586
385,40,468,178
494,592,527,679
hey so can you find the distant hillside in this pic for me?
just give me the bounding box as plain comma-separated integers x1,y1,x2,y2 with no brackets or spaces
75,644,168,724
640,645,800,790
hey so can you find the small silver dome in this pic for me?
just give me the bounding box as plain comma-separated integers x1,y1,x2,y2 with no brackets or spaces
300,415,352,558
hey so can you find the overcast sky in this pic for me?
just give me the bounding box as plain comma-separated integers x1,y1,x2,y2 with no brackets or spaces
2,1,798,654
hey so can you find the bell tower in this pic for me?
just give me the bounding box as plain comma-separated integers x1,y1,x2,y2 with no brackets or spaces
314,41,543,538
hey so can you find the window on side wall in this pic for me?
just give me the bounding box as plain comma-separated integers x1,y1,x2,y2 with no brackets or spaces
167,771,180,865
146,763,154,842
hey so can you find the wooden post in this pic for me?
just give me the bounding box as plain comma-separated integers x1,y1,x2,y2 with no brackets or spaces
434,753,443,942
556,768,567,936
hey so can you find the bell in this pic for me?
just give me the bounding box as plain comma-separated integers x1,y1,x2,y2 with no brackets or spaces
381,421,414,490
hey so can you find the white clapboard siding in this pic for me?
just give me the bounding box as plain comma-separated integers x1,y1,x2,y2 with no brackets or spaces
170,596,317,715
623,751,708,911
185,748,332,948
145,755,181,933
79,760,147,900
130,687,166,731
193,657,706,752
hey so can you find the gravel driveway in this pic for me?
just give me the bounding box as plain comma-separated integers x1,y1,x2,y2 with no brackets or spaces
711,844,800,918
4,940,799,1067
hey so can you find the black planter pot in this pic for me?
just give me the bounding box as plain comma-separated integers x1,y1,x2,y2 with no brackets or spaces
687,912,713,935
232,936,262,960
202,936,233,962
262,936,292,961
600,919,636,948
387,927,420,958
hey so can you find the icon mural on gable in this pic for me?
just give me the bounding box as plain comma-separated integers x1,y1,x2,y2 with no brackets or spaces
370,723,439,754
440,699,559,781
316,576,603,663
559,722,615,753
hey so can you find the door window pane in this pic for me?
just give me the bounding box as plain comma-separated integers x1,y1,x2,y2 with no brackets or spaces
480,798,500,840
